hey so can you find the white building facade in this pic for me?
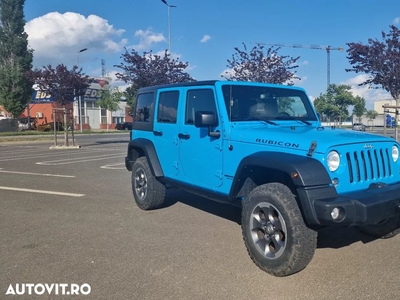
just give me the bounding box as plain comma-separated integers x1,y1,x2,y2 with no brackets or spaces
73,78,129,129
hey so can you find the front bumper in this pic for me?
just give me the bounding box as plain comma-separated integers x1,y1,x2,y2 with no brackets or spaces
297,182,400,226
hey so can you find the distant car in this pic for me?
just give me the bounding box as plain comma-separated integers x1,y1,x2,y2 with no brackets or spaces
352,123,366,131
115,122,132,130
18,117,36,130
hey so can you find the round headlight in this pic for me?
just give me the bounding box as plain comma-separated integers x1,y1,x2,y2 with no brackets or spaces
392,145,399,162
327,151,340,172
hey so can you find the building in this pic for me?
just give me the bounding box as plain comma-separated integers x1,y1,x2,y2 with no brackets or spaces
10,77,131,131
72,78,131,129
352,98,399,127
373,99,399,115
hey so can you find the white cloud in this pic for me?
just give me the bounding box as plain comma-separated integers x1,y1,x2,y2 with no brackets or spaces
394,17,400,24
133,29,166,50
341,74,392,109
200,35,211,43
293,76,307,87
106,71,130,90
219,67,240,79
25,12,126,67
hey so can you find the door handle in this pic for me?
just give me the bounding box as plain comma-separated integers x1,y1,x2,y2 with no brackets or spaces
178,133,190,140
153,131,163,136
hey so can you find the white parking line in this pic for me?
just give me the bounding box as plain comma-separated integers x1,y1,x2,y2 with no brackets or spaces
36,155,124,165
0,148,124,162
0,186,85,197
100,162,126,170
0,151,80,162
0,170,74,178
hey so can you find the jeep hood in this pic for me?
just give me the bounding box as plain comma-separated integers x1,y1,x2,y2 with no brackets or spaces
229,124,396,153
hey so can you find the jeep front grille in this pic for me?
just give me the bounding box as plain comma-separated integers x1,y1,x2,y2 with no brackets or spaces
346,148,392,183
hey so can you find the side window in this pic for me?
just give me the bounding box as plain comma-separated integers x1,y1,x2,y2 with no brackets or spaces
135,93,154,122
157,91,179,123
185,89,216,124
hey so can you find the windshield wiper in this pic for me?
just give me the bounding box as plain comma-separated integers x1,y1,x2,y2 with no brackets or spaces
242,117,278,125
274,116,312,125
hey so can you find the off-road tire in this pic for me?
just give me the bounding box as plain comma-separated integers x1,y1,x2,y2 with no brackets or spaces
132,156,166,210
241,183,317,277
358,217,400,239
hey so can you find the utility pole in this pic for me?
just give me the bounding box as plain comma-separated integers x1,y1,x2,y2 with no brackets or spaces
101,59,106,77
161,0,177,52
77,48,88,133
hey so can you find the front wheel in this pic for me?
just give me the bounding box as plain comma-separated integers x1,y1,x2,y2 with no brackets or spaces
358,217,400,239
241,183,317,277
131,157,166,210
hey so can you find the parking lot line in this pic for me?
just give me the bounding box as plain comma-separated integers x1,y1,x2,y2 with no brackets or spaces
100,162,126,170
0,186,85,197
0,170,75,178
36,154,124,165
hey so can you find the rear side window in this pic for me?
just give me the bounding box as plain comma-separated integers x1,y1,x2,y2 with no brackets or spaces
135,93,154,122
185,89,216,124
157,91,179,123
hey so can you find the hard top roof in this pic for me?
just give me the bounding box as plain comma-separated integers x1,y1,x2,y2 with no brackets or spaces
138,80,217,92
137,80,303,93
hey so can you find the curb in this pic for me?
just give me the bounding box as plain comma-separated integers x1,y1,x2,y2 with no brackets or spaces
49,145,81,149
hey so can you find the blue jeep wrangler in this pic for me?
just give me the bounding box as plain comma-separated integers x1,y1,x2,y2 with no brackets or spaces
125,80,400,276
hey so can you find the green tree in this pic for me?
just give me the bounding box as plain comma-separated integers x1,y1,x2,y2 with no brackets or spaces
366,109,378,123
0,0,33,118
223,43,300,85
353,96,367,122
97,82,124,131
314,84,357,123
123,86,137,108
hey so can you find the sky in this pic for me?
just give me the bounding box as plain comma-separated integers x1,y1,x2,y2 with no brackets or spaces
23,0,400,109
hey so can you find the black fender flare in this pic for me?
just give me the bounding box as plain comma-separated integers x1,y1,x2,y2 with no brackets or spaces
126,139,164,177
229,152,337,224
229,152,332,195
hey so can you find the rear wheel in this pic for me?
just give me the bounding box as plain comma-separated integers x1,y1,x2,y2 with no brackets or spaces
358,217,400,239
241,183,317,277
132,157,166,210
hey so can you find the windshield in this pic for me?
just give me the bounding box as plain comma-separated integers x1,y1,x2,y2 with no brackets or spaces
221,84,318,122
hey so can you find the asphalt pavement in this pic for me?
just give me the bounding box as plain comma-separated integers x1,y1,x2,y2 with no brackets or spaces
0,133,399,300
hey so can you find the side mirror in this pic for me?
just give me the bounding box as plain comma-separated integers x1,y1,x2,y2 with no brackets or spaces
195,111,218,127
194,111,220,138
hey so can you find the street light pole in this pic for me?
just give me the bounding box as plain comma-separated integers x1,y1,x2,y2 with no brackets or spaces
161,0,176,52
77,48,87,133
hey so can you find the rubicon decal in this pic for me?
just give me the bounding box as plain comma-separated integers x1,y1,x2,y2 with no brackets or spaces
255,138,300,148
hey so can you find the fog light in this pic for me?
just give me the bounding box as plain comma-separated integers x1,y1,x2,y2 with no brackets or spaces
332,178,339,187
331,207,340,220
